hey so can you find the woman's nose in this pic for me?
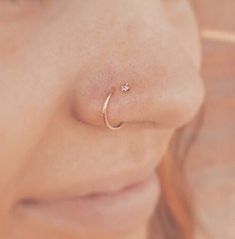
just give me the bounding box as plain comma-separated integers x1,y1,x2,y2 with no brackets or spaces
71,48,205,131
71,40,205,130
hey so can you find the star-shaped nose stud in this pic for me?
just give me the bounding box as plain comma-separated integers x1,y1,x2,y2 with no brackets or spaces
120,82,131,93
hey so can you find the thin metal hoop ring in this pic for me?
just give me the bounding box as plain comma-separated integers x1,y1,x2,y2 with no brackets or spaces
102,87,123,130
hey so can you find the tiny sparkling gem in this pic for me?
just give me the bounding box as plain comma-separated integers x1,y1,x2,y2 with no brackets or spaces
121,83,130,92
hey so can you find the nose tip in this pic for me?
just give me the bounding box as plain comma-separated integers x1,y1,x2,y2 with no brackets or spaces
71,33,205,131
71,70,205,131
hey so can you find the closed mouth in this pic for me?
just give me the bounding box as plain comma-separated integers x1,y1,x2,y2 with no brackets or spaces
16,173,160,236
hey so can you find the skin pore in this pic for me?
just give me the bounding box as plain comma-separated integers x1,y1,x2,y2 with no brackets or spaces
0,1,204,239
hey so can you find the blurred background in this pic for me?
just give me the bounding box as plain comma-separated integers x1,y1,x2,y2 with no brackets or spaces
187,0,235,238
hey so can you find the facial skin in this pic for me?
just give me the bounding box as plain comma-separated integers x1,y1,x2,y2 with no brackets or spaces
0,1,204,239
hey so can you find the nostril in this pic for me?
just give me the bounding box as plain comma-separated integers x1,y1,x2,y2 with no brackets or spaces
71,47,205,130
71,78,205,131
108,76,206,130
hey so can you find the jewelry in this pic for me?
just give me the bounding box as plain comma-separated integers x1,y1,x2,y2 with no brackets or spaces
102,83,131,130
120,82,131,92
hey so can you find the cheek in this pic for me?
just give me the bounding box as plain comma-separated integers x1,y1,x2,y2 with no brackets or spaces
0,65,68,203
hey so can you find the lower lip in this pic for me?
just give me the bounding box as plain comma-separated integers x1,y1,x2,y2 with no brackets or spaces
18,174,160,237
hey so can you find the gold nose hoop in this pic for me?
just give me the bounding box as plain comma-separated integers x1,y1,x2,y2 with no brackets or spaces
102,82,130,130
